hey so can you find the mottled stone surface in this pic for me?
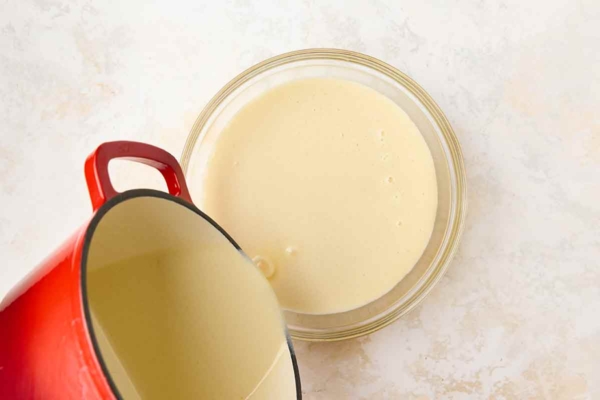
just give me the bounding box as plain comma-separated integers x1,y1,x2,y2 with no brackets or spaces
1,1,599,398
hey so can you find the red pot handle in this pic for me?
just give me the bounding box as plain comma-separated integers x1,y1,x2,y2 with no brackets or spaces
84,141,192,211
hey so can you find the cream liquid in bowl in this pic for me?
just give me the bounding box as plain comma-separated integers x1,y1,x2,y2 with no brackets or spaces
200,78,438,315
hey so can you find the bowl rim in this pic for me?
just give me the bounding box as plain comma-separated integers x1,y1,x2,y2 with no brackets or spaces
181,48,467,341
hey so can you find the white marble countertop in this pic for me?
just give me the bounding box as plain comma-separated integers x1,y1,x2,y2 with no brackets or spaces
1,1,599,398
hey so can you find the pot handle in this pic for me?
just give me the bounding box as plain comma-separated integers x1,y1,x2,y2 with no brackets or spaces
84,141,192,211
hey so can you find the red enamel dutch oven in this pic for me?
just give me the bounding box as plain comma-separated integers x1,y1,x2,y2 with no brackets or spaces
0,141,301,399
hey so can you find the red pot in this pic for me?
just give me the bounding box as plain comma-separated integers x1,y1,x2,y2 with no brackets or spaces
0,142,192,399
0,141,301,399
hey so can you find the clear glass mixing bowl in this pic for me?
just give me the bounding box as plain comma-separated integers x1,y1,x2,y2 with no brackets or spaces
181,49,467,341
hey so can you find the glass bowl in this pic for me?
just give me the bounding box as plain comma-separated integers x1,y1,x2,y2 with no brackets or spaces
181,49,467,341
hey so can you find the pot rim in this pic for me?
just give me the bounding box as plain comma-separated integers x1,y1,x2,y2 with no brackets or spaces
79,188,302,400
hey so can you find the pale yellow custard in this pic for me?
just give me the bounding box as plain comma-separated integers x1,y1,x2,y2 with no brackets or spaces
201,78,438,315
